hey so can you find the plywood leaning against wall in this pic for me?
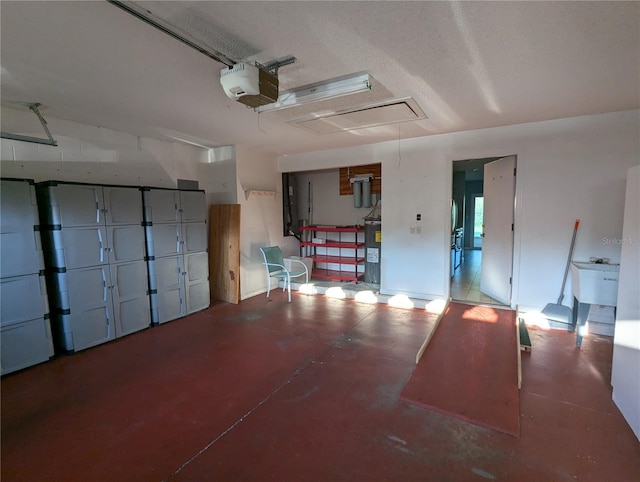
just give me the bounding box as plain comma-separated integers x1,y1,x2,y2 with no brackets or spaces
339,163,381,195
209,204,241,304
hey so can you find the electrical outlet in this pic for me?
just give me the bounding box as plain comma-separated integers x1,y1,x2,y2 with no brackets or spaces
410,226,416,234
416,225,422,234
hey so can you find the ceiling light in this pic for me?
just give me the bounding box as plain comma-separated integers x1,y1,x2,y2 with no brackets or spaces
255,73,372,113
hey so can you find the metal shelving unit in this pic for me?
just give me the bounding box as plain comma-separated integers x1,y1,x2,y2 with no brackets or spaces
300,225,365,282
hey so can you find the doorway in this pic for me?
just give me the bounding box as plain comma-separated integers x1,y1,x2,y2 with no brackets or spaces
451,156,515,306
472,193,484,249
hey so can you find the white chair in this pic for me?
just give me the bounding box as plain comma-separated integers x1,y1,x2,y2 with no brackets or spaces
259,246,309,302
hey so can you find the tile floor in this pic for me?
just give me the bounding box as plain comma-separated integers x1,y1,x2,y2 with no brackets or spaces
450,249,503,305
2,293,639,481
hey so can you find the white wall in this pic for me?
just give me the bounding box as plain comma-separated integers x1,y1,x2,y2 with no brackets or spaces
294,169,379,226
202,146,238,205
612,165,640,441
0,108,296,303
4,107,637,310
234,146,298,300
0,106,208,187
279,110,640,307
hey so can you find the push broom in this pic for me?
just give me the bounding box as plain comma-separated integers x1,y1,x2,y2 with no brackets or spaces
541,219,580,325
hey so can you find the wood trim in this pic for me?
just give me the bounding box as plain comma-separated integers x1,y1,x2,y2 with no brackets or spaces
339,163,381,195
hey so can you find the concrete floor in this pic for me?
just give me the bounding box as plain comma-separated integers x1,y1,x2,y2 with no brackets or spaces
2,293,639,481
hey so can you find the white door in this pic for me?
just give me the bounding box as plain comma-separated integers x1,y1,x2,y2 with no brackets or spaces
480,156,516,305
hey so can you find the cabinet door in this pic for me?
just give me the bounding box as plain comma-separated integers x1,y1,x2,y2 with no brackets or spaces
1,317,54,375
0,180,39,227
182,222,207,254
60,226,109,269
46,184,105,227
143,189,180,224
0,180,42,276
64,266,114,351
108,225,146,263
110,260,151,337
149,224,182,257
185,251,210,314
180,191,206,223
0,228,43,277
154,255,186,323
103,186,143,225
0,273,48,327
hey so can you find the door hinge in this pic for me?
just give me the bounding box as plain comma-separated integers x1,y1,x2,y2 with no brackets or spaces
509,277,512,285
511,223,514,231
513,167,517,176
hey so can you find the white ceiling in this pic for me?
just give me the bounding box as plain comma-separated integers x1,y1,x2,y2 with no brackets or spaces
1,1,638,156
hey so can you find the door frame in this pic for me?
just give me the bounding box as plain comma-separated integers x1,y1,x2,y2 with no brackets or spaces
450,156,519,307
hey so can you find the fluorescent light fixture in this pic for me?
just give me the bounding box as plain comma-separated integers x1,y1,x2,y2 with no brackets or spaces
255,73,371,113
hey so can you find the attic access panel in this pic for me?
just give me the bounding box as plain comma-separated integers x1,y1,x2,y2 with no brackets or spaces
289,97,427,134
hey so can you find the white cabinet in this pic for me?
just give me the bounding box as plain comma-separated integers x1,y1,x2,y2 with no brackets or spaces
37,182,151,352
142,188,210,324
1,178,54,374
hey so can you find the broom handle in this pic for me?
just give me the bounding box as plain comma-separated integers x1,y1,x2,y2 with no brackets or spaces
558,219,580,304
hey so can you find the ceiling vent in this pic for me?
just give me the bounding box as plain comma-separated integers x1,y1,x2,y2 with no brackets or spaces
288,97,427,134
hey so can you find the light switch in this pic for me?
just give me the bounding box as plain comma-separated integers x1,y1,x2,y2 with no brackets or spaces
410,226,416,234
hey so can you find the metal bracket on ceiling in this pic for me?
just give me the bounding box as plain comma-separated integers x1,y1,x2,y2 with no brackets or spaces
1,103,58,146
258,55,297,76
108,1,295,81
107,0,237,67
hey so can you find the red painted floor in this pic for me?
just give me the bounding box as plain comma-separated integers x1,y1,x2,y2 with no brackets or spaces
402,303,519,437
2,293,639,481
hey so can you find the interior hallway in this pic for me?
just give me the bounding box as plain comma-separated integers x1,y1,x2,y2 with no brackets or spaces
451,248,503,305
2,293,638,481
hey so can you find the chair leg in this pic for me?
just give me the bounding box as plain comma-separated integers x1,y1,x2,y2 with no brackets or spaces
287,275,291,302
266,276,271,298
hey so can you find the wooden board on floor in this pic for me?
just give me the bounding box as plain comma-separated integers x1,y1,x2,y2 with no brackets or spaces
517,316,523,389
209,204,241,304
402,302,520,437
415,299,450,364
516,314,531,390
519,318,532,352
